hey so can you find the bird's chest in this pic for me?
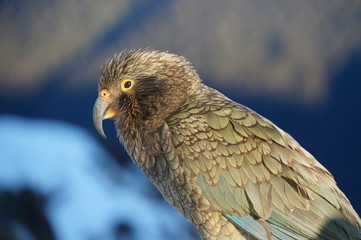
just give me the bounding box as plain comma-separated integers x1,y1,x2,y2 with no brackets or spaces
126,127,204,215
151,153,206,222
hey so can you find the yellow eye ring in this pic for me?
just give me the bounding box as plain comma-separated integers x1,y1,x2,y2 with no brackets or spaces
120,79,134,91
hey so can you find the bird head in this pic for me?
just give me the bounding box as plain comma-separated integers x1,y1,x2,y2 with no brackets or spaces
93,49,201,138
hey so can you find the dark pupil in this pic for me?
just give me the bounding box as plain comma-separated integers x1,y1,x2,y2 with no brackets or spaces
124,81,132,88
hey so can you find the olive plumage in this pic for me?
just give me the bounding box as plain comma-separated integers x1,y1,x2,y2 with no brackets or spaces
93,49,361,240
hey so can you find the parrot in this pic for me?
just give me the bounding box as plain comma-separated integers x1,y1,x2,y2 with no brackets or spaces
93,49,361,240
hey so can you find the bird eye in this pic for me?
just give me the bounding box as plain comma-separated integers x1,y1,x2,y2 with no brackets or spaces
120,79,134,91
124,81,132,88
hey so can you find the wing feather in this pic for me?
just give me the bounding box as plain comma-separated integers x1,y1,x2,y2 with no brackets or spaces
167,102,361,239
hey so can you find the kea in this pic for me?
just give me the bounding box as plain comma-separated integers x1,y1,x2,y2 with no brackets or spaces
93,49,361,240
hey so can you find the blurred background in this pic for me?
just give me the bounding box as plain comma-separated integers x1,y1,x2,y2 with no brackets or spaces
0,0,361,239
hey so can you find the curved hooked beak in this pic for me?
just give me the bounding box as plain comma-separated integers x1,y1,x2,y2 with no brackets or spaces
93,97,116,138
